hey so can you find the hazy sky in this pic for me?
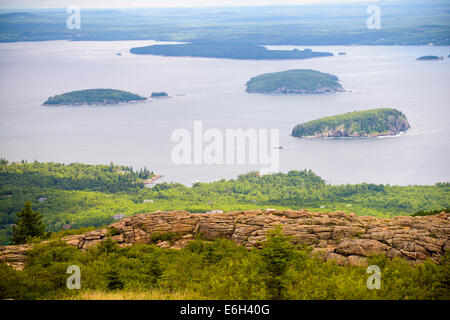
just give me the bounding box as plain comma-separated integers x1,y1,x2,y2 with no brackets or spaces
0,0,382,9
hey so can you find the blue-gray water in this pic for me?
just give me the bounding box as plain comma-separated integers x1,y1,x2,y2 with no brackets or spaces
0,40,449,185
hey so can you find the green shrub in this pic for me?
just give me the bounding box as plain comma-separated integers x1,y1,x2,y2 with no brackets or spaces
150,232,181,245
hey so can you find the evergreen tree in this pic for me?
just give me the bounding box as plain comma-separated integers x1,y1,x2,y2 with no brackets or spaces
98,237,119,256
11,201,46,244
143,166,149,179
106,267,124,291
259,227,295,300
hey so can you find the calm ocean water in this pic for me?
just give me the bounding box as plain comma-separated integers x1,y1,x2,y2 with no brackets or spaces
0,40,449,185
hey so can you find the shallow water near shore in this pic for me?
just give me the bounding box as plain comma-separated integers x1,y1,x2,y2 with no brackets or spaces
0,40,449,185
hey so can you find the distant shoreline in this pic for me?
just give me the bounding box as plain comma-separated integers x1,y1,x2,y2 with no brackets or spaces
143,175,163,185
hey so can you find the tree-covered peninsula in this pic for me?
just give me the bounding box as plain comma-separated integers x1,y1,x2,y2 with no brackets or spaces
130,43,333,60
246,69,344,94
292,108,410,139
43,89,147,106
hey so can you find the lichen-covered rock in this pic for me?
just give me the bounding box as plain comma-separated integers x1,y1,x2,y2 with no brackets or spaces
0,244,33,270
335,239,389,256
1,210,448,270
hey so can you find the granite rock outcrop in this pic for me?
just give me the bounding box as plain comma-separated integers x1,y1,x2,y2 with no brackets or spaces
1,210,448,270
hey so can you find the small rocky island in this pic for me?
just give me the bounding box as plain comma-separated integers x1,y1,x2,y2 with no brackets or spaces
246,69,344,94
43,89,147,106
151,92,168,98
292,108,410,139
416,55,443,61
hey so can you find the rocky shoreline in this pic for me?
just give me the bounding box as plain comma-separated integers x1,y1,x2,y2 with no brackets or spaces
143,174,163,185
299,128,407,139
256,86,345,94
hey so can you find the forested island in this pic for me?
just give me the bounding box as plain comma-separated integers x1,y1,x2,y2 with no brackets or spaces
246,69,344,94
130,43,333,60
416,55,444,61
292,108,410,139
43,89,147,106
151,92,168,98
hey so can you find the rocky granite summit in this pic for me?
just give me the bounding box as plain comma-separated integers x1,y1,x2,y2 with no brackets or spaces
1,210,448,270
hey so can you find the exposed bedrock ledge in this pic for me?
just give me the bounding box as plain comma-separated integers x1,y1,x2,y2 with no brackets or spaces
1,210,449,269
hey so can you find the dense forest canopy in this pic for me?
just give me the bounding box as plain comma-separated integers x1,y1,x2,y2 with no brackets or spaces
0,160,448,245
0,160,152,192
43,89,147,106
292,108,410,138
246,69,342,94
130,43,333,60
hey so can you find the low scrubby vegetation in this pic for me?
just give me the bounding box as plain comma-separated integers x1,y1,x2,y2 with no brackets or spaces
1,229,448,300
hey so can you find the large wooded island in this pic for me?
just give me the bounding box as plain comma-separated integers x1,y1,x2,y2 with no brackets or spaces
130,43,333,60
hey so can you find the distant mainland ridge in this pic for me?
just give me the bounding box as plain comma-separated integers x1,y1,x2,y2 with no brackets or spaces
292,108,410,139
246,69,344,94
130,43,333,60
151,92,168,98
